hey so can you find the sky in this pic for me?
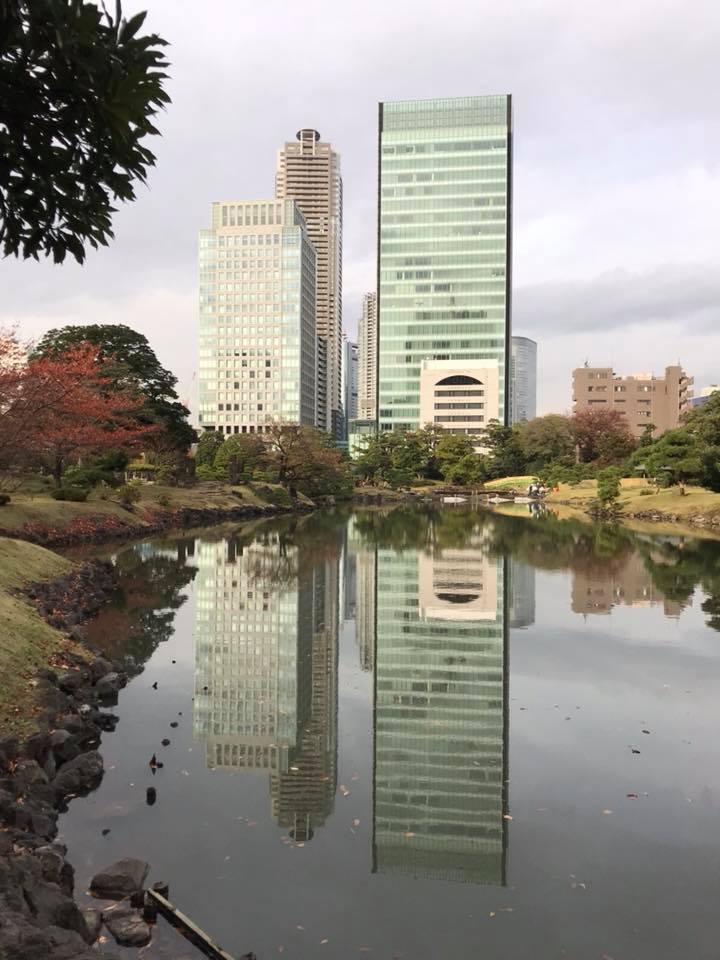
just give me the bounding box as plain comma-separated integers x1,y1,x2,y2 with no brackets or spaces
1,0,719,415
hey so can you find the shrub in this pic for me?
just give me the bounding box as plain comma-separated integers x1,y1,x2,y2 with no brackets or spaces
64,465,119,489
116,482,142,507
155,465,178,486
50,486,88,502
0,493,10,506
249,482,291,506
156,493,171,508
195,463,221,481
596,467,622,505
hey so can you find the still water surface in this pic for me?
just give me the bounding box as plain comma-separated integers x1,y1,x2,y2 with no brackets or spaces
60,507,720,960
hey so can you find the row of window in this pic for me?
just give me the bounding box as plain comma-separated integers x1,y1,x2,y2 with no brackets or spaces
434,415,485,423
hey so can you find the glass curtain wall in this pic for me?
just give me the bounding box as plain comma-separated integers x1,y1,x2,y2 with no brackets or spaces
377,96,512,431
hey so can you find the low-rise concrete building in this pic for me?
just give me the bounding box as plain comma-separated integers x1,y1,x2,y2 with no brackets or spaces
572,364,692,438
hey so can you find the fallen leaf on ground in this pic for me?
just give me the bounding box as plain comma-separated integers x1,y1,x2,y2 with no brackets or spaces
402,831,414,838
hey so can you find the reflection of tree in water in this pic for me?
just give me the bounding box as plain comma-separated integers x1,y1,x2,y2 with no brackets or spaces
353,506,720,630
638,538,720,631
221,511,349,590
84,538,198,665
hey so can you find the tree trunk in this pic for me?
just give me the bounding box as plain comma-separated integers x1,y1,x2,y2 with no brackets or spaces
52,455,64,488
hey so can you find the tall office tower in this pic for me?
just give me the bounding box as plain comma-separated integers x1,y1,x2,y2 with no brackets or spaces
373,528,508,885
377,96,513,433
510,336,537,423
276,129,343,437
198,199,317,434
341,339,358,436
357,292,377,421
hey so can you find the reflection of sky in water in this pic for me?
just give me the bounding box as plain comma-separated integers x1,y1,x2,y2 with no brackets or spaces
60,510,720,960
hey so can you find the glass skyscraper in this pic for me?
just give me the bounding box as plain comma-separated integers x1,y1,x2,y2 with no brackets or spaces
377,95,513,431
197,199,317,434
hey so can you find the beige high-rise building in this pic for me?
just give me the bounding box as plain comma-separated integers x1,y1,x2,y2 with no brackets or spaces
197,199,317,434
572,364,693,438
357,292,377,421
276,129,343,437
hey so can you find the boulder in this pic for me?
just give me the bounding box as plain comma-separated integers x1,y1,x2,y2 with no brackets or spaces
56,671,84,694
102,905,151,947
23,880,90,942
90,857,149,899
94,672,126,701
0,918,88,960
82,907,103,942
52,751,103,802
13,759,49,793
88,657,114,682
49,730,81,765
58,715,84,735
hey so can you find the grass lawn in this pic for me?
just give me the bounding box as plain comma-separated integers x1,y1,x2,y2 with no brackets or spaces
483,475,538,491
0,481,281,537
0,538,75,731
546,478,720,519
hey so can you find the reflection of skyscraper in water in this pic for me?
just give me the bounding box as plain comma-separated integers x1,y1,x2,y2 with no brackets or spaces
193,530,339,839
508,558,536,628
347,516,375,672
374,536,508,885
270,554,339,841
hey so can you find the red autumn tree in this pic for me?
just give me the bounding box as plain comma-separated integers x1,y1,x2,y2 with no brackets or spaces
570,407,637,464
22,343,156,486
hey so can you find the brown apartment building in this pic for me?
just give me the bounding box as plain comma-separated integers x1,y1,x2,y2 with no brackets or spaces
572,364,693,438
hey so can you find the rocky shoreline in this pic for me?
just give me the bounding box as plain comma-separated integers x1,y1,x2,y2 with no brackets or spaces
0,560,151,959
623,509,720,530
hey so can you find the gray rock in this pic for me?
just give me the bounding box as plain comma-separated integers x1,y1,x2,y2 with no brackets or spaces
52,750,103,801
94,672,126,700
102,905,152,946
0,919,89,960
23,880,90,941
49,729,81,764
57,671,84,693
88,657,114,681
58,714,84,735
14,759,49,790
82,907,103,942
90,857,149,899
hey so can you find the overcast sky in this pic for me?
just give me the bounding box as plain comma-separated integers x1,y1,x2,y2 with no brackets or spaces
1,0,718,414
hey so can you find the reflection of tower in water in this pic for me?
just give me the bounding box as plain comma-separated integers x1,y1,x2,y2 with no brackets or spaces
193,530,339,839
270,556,339,841
374,532,508,885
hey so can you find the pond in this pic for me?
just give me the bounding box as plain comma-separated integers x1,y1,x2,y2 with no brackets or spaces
59,506,720,960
